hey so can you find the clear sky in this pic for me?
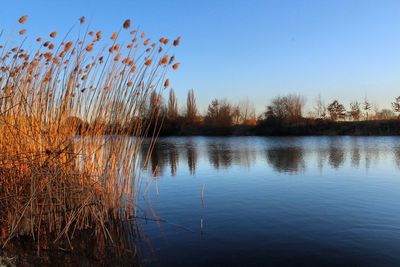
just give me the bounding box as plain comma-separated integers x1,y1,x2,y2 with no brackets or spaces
3,0,400,114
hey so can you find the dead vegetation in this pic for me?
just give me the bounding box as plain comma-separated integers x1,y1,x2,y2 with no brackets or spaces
0,15,180,253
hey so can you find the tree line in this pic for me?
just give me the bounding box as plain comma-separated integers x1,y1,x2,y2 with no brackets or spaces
68,89,400,135
153,88,258,128
160,89,400,126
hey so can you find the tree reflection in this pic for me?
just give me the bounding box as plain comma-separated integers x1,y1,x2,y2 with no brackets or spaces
328,145,345,169
266,147,305,174
150,143,165,177
186,141,197,175
393,147,400,169
315,148,328,173
232,146,257,168
351,145,361,168
141,137,399,176
208,142,232,170
364,147,380,170
141,142,168,177
167,143,178,176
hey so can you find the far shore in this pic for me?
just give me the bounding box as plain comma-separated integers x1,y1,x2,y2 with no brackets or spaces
153,119,400,137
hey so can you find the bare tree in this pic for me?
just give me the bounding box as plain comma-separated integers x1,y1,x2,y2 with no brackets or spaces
268,94,305,122
238,98,256,125
232,105,241,125
363,97,372,120
264,105,274,119
349,101,361,121
167,89,178,120
186,88,198,124
392,96,400,118
327,100,346,121
314,94,326,119
376,109,395,120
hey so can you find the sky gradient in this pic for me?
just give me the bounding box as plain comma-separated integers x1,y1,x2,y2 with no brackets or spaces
3,0,400,114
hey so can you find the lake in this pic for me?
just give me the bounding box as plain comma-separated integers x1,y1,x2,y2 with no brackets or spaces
136,136,400,267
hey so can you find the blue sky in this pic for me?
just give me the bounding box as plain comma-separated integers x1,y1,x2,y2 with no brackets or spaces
3,0,400,113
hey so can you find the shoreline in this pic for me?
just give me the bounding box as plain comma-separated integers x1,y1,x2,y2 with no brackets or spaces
155,119,400,137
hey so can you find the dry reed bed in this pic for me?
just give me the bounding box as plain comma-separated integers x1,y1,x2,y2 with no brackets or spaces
0,15,180,251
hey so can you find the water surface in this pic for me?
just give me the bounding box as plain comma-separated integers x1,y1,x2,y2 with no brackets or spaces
137,136,400,267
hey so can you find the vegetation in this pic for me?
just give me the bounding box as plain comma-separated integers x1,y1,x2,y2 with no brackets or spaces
0,14,180,262
130,90,400,136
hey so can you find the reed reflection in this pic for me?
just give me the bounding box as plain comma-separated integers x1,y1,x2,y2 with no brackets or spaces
265,147,305,174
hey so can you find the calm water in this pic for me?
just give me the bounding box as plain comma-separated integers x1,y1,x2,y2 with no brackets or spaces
136,136,400,267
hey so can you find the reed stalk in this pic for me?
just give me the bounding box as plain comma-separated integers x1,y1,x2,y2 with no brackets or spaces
0,15,180,252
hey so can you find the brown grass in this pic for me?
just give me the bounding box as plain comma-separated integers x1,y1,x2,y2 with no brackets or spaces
0,15,180,252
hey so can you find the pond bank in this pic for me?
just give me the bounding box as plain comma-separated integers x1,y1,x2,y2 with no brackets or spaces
156,119,400,136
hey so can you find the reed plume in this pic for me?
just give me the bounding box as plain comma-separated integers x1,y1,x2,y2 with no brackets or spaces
0,15,180,253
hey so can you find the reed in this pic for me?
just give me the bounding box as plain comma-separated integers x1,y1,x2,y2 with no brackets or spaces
0,15,180,252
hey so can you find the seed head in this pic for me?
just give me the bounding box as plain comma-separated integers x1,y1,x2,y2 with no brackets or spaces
172,62,180,70
18,15,28,24
113,53,121,61
160,38,169,45
86,44,93,52
79,16,85,25
111,32,117,40
173,37,181,46
164,79,169,88
160,54,168,65
50,32,57,38
129,66,137,73
64,41,73,51
145,59,152,66
19,29,26,35
123,19,131,29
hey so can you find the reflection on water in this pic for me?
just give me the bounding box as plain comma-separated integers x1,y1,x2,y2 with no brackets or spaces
208,142,233,169
136,136,400,267
186,141,197,175
395,147,400,168
266,146,305,174
142,136,400,175
328,144,346,169
351,142,361,167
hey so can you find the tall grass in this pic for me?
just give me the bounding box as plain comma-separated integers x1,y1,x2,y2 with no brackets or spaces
0,15,180,251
